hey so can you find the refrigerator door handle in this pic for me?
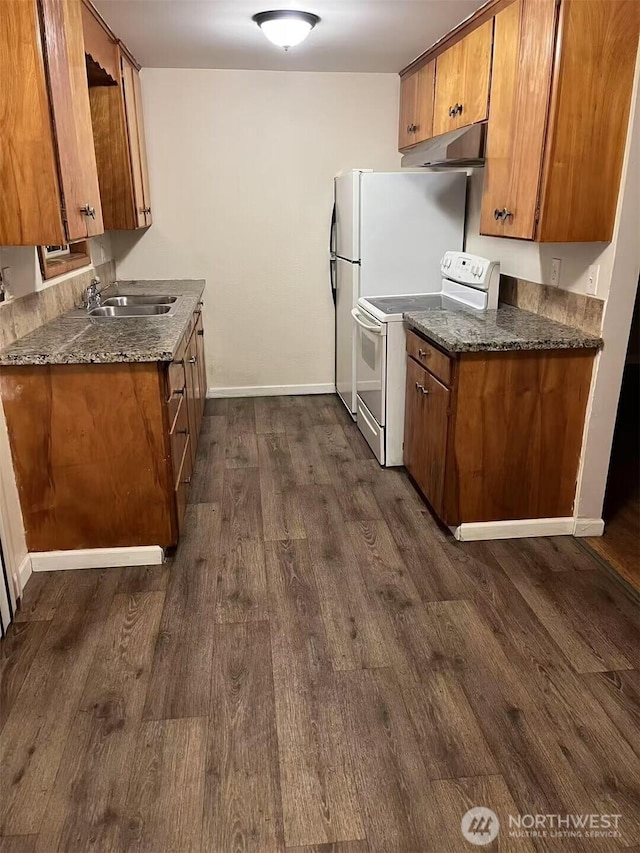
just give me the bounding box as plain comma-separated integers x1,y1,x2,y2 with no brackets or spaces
329,201,337,256
330,257,337,306
329,202,337,305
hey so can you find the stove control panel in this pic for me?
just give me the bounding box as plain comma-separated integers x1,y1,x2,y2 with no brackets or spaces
441,251,500,291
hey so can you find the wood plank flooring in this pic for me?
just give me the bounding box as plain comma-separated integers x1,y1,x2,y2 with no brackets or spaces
1,393,639,852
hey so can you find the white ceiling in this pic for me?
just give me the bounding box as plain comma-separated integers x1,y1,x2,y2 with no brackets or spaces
93,0,485,72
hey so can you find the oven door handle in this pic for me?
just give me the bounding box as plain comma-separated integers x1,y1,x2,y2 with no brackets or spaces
351,308,383,334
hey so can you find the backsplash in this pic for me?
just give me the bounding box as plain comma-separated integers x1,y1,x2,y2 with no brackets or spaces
499,275,605,336
0,259,115,352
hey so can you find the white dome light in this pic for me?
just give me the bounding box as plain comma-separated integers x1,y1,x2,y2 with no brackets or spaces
252,10,320,51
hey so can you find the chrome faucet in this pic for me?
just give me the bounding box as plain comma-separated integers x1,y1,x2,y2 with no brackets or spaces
84,277,102,311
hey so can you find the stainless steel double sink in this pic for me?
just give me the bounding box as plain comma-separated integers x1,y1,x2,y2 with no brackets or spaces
89,294,178,319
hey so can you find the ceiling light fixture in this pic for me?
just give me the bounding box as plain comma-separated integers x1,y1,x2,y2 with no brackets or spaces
252,10,320,51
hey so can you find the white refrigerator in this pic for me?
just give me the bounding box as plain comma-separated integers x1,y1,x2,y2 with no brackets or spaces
330,169,467,416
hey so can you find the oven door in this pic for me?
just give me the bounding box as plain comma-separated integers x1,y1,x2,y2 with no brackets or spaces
352,307,386,426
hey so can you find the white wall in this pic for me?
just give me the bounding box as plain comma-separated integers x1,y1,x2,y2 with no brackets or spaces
112,68,401,393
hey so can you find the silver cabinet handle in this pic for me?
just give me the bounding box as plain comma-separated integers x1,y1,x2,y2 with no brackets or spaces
183,475,192,485
142,206,152,215
415,381,430,395
80,204,96,219
197,329,204,336
188,356,197,364
418,348,428,359
494,208,513,221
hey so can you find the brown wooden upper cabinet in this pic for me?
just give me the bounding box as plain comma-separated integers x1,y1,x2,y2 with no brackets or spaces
398,61,435,150
0,0,103,245
481,0,639,242
432,20,493,137
83,0,152,230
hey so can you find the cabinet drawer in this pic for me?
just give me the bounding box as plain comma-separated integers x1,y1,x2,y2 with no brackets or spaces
406,330,452,386
170,395,189,487
174,433,192,534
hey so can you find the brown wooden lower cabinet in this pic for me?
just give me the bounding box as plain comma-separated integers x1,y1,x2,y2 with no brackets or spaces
0,307,206,552
404,329,596,525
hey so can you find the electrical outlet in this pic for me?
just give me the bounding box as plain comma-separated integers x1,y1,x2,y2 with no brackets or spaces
587,264,600,296
550,258,562,287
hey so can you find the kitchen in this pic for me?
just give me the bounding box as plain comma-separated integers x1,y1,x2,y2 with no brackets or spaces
0,0,639,850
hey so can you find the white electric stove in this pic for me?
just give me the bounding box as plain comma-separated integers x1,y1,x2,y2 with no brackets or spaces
352,251,500,465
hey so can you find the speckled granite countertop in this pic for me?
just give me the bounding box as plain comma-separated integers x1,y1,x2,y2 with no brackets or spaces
0,280,205,366
404,305,602,354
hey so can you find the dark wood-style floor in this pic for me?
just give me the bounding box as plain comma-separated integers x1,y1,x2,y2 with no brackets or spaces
1,394,639,853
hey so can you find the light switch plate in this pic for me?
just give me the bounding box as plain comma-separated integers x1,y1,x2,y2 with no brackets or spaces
550,258,561,288
587,264,600,295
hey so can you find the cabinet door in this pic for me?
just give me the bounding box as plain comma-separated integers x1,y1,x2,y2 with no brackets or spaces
398,70,419,149
41,0,104,239
0,1,64,245
480,0,557,238
414,61,435,144
131,67,152,226
537,0,639,242
403,356,450,519
195,312,206,422
121,53,149,228
433,20,493,136
398,61,435,149
184,330,200,469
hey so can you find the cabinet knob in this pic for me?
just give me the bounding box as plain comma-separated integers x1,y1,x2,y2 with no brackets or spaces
418,348,429,359
142,207,152,215
183,475,192,485
197,329,204,336
494,207,513,221
415,381,430,396
448,106,455,117
188,356,197,364
407,123,418,133
80,204,96,219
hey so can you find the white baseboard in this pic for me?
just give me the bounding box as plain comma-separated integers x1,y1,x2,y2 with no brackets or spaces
17,554,32,595
573,518,605,537
451,517,575,541
30,546,164,572
207,383,335,399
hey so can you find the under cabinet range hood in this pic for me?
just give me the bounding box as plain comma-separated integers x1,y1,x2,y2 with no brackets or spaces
401,123,486,168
